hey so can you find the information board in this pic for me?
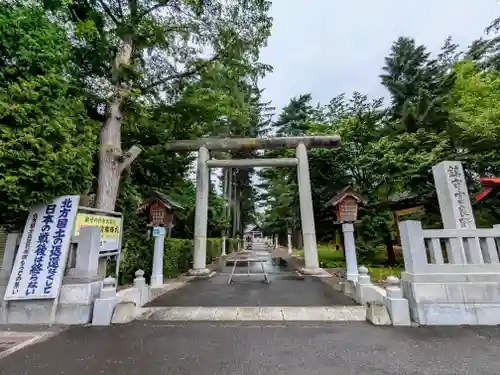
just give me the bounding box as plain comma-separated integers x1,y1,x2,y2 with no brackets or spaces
73,213,122,255
5,195,80,300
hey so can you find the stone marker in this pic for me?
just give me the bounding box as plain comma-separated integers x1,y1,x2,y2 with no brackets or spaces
432,161,476,229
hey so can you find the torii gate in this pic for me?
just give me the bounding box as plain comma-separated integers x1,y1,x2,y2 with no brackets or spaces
165,136,341,276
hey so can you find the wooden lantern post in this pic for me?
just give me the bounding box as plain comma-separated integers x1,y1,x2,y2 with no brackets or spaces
325,186,366,281
146,191,183,288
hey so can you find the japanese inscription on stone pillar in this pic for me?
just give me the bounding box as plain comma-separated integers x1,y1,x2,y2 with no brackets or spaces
432,161,476,229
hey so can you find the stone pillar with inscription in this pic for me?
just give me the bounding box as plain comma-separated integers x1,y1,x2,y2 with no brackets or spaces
432,161,478,264
432,161,476,229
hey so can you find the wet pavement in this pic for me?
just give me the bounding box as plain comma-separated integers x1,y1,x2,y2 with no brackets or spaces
2,321,500,375
148,247,356,307
145,274,356,306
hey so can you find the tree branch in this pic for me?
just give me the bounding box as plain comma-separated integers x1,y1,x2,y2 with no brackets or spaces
119,145,142,172
140,55,219,93
117,0,124,18
97,0,119,25
137,0,174,20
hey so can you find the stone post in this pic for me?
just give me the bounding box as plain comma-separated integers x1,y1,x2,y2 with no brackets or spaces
74,226,100,278
0,233,20,279
92,277,118,326
287,232,293,255
189,146,210,276
357,266,371,285
432,161,476,229
384,276,411,326
133,269,150,306
221,236,227,256
342,223,358,281
296,143,321,274
151,227,165,287
274,235,278,249
432,161,474,263
399,220,427,274
352,266,370,302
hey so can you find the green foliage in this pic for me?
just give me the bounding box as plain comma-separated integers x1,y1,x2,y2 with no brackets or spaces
451,60,500,147
119,236,224,284
262,28,500,265
0,4,97,228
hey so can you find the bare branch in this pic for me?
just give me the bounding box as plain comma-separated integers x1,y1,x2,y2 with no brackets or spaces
117,0,124,18
97,0,120,25
119,145,142,172
141,55,219,93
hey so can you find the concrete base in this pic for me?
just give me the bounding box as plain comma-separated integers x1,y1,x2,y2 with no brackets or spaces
186,270,215,280
187,268,211,277
366,302,391,325
92,296,119,326
0,280,102,325
150,275,164,288
298,268,330,277
141,306,367,321
402,276,500,325
111,300,136,324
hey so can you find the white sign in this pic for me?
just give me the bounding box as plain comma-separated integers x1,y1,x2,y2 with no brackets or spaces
152,227,166,237
5,195,80,300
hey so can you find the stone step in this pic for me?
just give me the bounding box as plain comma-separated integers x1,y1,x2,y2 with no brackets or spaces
139,306,366,322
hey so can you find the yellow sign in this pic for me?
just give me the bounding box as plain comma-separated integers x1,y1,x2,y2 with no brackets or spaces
73,213,122,243
396,206,424,217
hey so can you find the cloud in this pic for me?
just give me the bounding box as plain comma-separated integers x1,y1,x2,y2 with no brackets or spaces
259,0,500,112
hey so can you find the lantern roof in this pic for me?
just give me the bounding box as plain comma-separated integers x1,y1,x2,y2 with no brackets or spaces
148,190,184,211
324,186,366,208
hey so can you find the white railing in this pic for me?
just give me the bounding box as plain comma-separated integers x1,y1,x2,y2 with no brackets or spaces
400,221,500,275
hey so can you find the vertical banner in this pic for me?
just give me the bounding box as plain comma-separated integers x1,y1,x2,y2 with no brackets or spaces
4,195,80,300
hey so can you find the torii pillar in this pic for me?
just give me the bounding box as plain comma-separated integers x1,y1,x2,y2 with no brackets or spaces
165,136,341,277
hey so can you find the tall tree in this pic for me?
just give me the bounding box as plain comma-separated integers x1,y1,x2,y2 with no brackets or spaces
0,4,96,227
380,37,455,134
44,0,272,210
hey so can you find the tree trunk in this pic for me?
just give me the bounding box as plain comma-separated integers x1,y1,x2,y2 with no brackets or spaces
384,223,396,264
95,38,141,211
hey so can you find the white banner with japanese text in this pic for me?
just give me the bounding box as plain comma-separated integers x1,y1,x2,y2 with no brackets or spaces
4,195,80,300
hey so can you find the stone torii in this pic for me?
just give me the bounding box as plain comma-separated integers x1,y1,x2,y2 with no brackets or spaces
165,136,341,276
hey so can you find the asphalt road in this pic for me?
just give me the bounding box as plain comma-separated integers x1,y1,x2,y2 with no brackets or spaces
2,321,500,375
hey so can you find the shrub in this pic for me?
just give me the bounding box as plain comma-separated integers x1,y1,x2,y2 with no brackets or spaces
119,235,226,284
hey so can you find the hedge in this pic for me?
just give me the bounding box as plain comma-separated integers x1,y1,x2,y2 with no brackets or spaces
119,236,236,284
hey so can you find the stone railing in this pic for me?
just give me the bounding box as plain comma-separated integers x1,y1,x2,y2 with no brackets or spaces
402,221,500,276
345,266,411,326
399,220,500,325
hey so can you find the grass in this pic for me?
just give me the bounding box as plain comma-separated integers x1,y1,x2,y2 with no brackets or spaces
293,245,404,282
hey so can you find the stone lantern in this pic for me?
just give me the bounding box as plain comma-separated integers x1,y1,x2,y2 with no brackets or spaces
325,186,366,281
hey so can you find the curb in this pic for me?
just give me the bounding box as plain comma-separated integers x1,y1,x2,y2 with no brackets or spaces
0,329,63,360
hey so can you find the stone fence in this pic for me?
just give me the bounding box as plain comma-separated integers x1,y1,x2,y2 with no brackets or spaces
399,220,500,325
0,227,104,324
340,266,411,326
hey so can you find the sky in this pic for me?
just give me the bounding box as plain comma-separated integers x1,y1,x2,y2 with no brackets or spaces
259,0,500,114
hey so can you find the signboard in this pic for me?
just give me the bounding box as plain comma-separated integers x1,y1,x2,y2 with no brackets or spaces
5,195,80,300
395,206,424,217
73,213,122,255
152,227,166,237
